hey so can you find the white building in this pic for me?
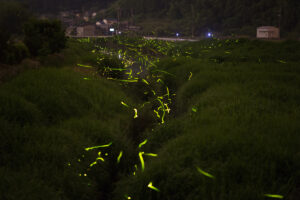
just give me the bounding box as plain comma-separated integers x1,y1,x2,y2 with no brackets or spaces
257,26,280,39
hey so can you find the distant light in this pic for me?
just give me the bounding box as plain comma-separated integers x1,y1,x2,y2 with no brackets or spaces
176,33,179,37
118,31,122,34
207,32,212,37
109,28,115,32
83,16,89,22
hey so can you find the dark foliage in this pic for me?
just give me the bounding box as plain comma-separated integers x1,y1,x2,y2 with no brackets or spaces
112,0,299,36
96,54,125,79
0,1,30,63
23,19,66,56
14,0,115,13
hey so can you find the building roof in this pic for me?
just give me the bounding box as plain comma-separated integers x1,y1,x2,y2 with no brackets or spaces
257,26,278,30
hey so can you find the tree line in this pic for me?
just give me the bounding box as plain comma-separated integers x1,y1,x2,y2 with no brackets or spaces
6,0,299,37
9,0,114,13
113,0,299,36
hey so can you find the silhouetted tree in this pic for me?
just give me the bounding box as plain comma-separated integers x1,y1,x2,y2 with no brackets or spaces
24,19,66,56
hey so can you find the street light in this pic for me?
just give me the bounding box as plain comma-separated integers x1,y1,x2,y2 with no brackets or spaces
207,32,212,37
109,28,115,35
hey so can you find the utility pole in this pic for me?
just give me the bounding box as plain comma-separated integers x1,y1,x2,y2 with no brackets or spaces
117,7,121,32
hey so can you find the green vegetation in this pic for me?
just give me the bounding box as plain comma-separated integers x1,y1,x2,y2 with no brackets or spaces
0,68,136,199
24,19,66,56
14,0,113,13
0,1,30,64
113,49,300,200
0,1,67,65
11,0,300,37
1,37,300,200
110,0,300,37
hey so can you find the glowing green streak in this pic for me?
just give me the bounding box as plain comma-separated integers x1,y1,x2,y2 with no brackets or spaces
192,107,197,112
154,109,160,118
147,182,160,192
118,79,138,83
139,152,145,171
151,90,156,95
110,68,127,71
165,103,171,113
138,139,148,148
140,101,150,108
124,194,132,199
166,87,170,99
264,194,284,199
134,108,138,118
188,72,193,80
77,64,93,68
144,153,158,157
117,151,123,163
85,142,112,151
125,69,132,78
196,167,215,179
142,79,149,85
157,98,165,124
152,69,175,77
89,161,97,167
277,60,287,64
157,79,164,85
83,77,91,80
121,101,129,107
96,157,105,162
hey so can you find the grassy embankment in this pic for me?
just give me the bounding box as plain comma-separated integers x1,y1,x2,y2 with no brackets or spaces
0,37,300,200
112,38,300,200
0,39,137,200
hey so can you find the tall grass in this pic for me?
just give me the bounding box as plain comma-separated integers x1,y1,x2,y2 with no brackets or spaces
0,68,136,199
39,39,98,68
1,37,300,200
112,39,300,200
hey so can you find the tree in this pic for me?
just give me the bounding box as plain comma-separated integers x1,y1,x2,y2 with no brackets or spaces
23,19,66,56
0,1,30,61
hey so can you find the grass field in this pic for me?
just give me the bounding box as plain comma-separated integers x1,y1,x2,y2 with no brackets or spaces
0,37,299,200
0,67,137,200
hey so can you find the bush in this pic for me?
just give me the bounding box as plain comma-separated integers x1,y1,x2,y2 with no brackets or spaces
0,1,30,64
2,42,30,64
24,19,66,56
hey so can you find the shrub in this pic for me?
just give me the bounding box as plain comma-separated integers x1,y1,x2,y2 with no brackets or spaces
0,1,30,61
24,19,66,56
2,42,30,64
